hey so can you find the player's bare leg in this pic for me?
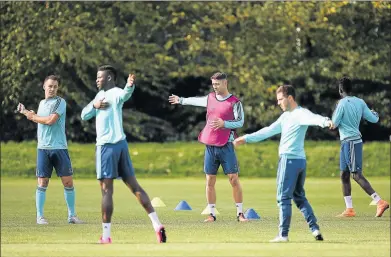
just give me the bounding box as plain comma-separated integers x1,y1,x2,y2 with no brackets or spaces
101,178,114,222
122,176,166,243
205,174,217,222
352,172,375,195
336,171,355,217
98,178,114,244
122,176,154,212
228,173,248,222
352,173,389,217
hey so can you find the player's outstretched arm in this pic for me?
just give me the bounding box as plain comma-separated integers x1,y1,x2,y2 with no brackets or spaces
331,101,343,129
362,100,379,123
168,94,180,105
244,117,283,143
168,95,208,107
299,108,332,129
232,136,246,147
119,74,136,103
234,116,283,148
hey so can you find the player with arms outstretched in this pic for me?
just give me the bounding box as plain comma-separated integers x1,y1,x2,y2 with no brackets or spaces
169,72,248,222
234,85,331,242
81,65,166,244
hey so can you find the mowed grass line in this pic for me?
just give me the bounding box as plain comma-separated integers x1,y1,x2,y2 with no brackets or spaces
1,178,390,257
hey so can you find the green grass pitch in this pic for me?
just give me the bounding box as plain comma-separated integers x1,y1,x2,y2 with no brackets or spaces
1,177,390,256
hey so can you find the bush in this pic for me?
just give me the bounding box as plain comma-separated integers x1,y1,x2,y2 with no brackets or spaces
1,141,389,178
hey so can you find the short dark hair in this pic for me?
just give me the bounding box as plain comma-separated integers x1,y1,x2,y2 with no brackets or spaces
339,76,352,94
98,65,117,81
210,72,227,80
276,85,296,99
44,75,60,84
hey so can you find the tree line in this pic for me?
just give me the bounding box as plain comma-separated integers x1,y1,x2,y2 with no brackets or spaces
1,1,390,142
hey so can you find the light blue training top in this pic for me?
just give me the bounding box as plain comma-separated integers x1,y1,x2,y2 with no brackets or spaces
37,96,68,149
179,94,244,142
244,106,330,159
332,96,379,141
81,84,135,146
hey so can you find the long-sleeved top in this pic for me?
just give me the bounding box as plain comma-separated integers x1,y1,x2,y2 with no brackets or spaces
332,96,379,141
81,84,135,146
244,106,330,159
179,94,244,142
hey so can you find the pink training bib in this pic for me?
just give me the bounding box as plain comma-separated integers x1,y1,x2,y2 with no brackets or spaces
198,92,240,147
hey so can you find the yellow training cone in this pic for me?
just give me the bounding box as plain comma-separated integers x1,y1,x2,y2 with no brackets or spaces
151,197,166,207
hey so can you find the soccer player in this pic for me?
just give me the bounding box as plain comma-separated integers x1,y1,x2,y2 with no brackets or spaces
81,65,166,244
17,75,82,225
168,72,248,222
332,76,389,217
233,85,331,242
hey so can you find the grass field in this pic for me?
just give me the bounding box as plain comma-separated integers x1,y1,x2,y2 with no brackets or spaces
1,177,390,257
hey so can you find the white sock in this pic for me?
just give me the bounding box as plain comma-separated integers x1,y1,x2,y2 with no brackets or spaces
208,204,216,216
236,203,243,215
148,212,162,231
102,223,111,239
371,193,381,204
344,196,353,208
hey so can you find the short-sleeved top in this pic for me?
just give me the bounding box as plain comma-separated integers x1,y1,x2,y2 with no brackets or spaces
37,96,67,149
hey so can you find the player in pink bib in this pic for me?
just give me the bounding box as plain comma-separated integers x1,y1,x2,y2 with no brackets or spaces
169,72,248,222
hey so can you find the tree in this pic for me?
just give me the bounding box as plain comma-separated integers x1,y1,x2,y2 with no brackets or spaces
1,2,390,142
